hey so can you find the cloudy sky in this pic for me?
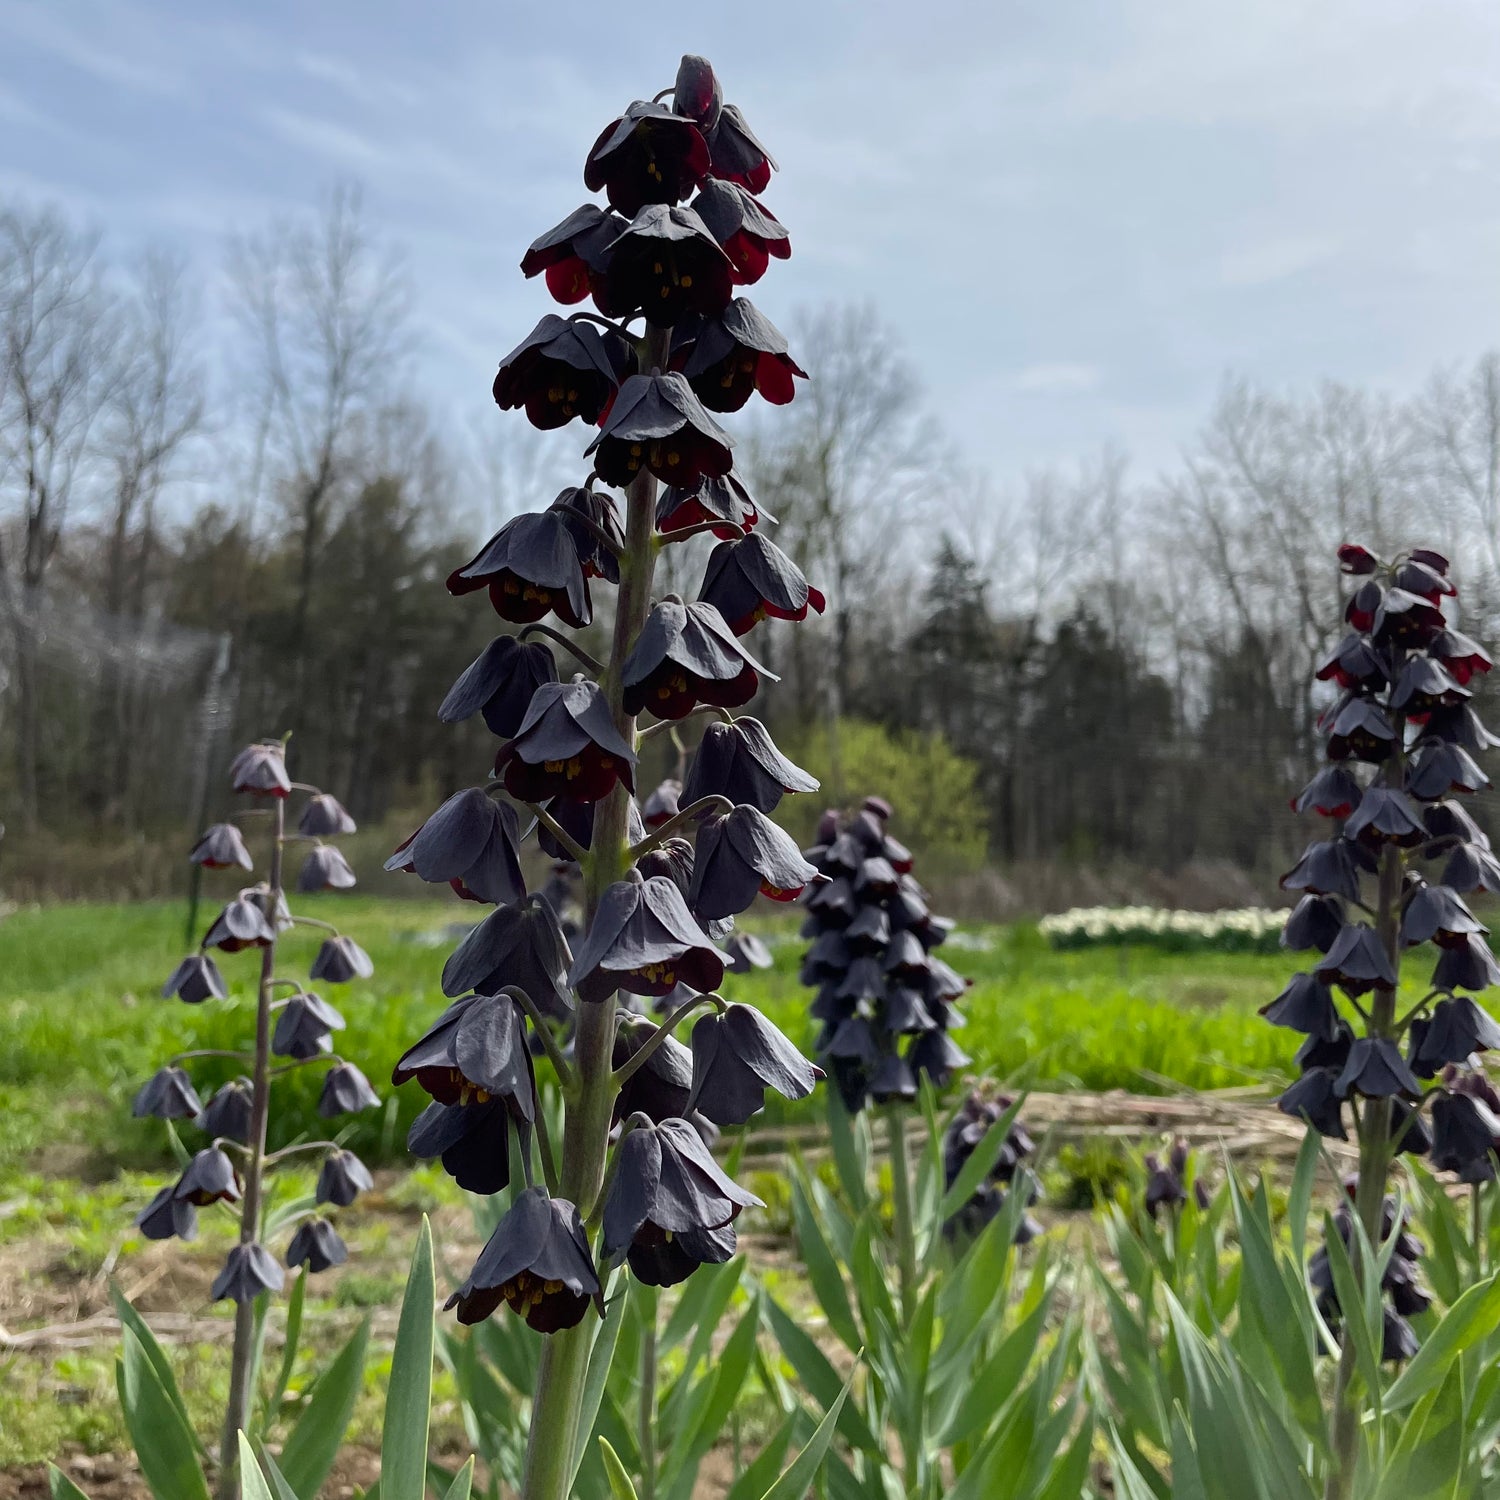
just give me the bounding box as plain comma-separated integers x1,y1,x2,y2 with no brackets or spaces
3,0,1499,478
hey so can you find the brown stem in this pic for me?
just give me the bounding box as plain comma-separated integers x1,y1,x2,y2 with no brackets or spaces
217,795,284,1500
519,324,673,1500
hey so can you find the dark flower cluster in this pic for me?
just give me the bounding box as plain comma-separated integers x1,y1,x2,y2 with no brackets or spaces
1266,545,1498,1357
398,55,827,1338
799,798,971,1112
1310,1176,1431,1363
136,741,378,1304
1142,1137,1210,1219
941,1090,1040,1244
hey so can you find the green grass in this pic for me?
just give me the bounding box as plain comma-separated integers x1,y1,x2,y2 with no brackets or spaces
0,890,1360,1187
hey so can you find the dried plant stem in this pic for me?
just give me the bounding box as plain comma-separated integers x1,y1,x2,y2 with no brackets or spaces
216,795,284,1500
519,325,671,1500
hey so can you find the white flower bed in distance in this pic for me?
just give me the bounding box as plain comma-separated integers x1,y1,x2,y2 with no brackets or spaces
1038,905,1287,953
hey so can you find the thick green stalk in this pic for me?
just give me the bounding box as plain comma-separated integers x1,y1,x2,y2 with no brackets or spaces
519,326,669,1500
1324,835,1403,1500
216,795,284,1500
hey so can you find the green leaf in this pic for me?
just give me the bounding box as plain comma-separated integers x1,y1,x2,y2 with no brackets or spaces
938,1095,1026,1222
1286,1128,1320,1268
1386,1272,1500,1411
117,1326,210,1500
598,1439,640,1500
47,1467,92,1500
248,1443,299,1500
570,1272,626,1491
109,1284,204,1458
279,1316,370,1499
263,1266,307,1428
723,1416,795,1500
237,1434,275,1500
441,1457,475,1500
935,1285,1052,1446
755,1362,857,1500
1322,1211,1383,1404
826,1088,869,1210
792,1175,861,1353
668,1298,761,1479
381,1216,435,1500
762,1297,881,1455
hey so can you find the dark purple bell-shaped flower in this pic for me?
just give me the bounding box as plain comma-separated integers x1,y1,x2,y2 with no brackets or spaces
299,793,356,837
584,101,709,218
439,636,559,739
298,844,357,893
446,1185,600,1330
600,205,733,327
567,872,725,1003
448,509,592,629
203,895,276,953
690,184,789,286
190,823,253,870
584,373,733,489
1410,996,1500,1074
161,953,227,1004
310,935,374,984
135,1185,197,1242
682,717,817,813
1408,742,1490,800
698,533,824,634
673,298,804,412
1343,787,1426,847
393,992,534,1113
440,895,573,1015
908,1029,971,1088
272,991,345,1061
1316,925,1398,995
868,1050,918,1104
1281,840,1363,901
132,1066,203,1121
1277,1068,1347,1140
492,314,620,429
657,469,769,538
706,103,775,194
1401,884,1486,947
494,676,638,803
1432,933,1500,993
1430,1090,1500,1178
1281,895,1345,954
197,1078,254,1144
318,1062,380,1118
551,486,625,583
622,597,771,720
686,1003,821,1125
673,55,722,129
613,1014,695,1123
1334,1037,1421,1100
408,1098,512,1196
521,203,625,306
175,1146,241,1205
1291,766,1362,818
724,931,773,972
1260,973,1340,1040
1325,699,1397,763
316,1149,374,1207
287,1218,348,1273
212,1242,285,1304
601,1117,761,1286
688,805,817,920
386,789,525,906
229,741,291,797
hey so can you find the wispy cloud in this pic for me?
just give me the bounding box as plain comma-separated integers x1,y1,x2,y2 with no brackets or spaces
1013,363,1103,394
1220,235,1339,288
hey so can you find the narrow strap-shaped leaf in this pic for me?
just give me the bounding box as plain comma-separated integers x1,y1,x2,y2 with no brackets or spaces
598,1438,641,1500
117,1327,210,1500
441,1456,476,1500
248,1442,298,1500
825,1088,869,1211
47,1468,92,1500
792,1175,860,1352
237,1434,276,1500
381,1216,436,1500
109,1284,204,1458
278,1315,370,1499
262,1266,307,1429
762,1297,881,1455
569,1270,626,1492
1386,1271,1500,1410
723,1414,795,1500
755,1360,857,1500
938,1095,1028,1222
935,1284,1052,1446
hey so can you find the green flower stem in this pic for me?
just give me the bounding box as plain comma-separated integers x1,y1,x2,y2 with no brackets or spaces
217,793,284,1500
518,325,671,1500
887,1104,919,1325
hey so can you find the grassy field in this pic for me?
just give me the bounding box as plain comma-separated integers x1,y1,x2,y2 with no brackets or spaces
0,891,1427,1477
0,892,1321,1186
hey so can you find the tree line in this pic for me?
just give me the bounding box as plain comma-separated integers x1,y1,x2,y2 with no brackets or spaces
2,187,1497,897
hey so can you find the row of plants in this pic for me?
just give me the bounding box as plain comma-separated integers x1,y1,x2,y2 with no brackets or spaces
1039,905,1288,953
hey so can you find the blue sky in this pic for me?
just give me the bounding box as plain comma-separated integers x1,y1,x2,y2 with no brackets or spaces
3,0,1499,478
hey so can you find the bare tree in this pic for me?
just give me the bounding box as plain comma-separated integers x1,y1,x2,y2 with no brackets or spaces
0,202,119,828
227,183,412,678
88,248,207,821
